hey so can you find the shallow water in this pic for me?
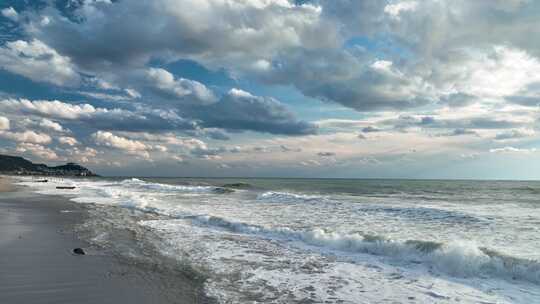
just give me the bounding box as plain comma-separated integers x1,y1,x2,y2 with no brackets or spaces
17,177,540,303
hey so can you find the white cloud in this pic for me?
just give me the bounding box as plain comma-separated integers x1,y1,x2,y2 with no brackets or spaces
0,116,10,130
300,159,321,167
77,91,138,102
16,143,58,160
0,40,80,86
145,68,217,104
384,1,418,20
58,136,78,146
40,16,51,26
1,7,18,21
440,46,540,99
93,131,148,151
39,118,65,132
0,130,52,144
66,147,98,163
494,129,535,141
0,99,97,119
124,88,141,99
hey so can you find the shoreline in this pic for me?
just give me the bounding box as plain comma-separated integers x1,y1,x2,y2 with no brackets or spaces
0,177,209,304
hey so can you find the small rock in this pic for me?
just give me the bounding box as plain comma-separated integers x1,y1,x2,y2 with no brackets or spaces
73,248,85,255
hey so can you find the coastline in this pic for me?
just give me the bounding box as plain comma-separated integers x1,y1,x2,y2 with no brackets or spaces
0,177,209,304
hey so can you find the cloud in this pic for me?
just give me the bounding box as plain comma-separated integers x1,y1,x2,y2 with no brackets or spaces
378,111,526,131
11,1,540,115
190,146,226,159
33,0,338,71
439,129,478,137
300,159,321,167
1,7,18,21
58,136,78,146
438,93,476,108
5,0,540,178
494,129,535,141
191,89,317,135
39,118,65,132
76,91,139,102
261,48,432,112
280,145,302,152
204,129,230,141
0,95,314,136
505,95,540,107
0,40,80,86
0,116,9,130
93,131,148,151
145,68,217,104
0,99,97,120
16,143,58,160
0,130,52,144
384,1,418,20
93,131,150,158
66,147,99,163
0,98,197,132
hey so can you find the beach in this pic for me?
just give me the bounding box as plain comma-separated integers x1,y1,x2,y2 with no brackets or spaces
5,176,540,303
0,176,208,304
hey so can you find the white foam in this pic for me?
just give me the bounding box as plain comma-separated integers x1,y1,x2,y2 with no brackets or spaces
119,178,216,193
257,191,331,204
189,215,540,284
142,218,535,304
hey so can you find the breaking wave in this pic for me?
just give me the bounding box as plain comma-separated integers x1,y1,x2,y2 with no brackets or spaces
257,191,332,204
190,215,540,285
120,178,229,194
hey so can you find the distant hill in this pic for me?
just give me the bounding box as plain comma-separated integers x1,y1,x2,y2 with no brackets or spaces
0,155,98,176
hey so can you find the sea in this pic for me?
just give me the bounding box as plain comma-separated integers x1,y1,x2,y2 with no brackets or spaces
16,177,540,303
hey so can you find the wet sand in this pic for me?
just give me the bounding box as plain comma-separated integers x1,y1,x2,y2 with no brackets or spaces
0,177,207,304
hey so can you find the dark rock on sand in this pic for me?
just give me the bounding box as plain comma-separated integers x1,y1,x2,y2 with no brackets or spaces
73,248,85,255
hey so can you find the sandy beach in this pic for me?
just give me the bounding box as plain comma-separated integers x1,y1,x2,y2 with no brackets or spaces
0,177,208,304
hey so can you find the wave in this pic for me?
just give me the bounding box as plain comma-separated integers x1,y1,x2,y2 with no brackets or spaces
119,178,230,194
18,177,540,284
189,215,540,285
358,205,486,225
256,191,331,204
257,191,484,225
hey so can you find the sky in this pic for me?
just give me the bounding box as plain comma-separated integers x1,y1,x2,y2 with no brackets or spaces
1,0,540,179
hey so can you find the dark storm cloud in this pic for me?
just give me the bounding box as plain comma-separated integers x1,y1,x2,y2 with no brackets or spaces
188,89,318,136
260,48,432,112
31,0,338,71
0,89,317,136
